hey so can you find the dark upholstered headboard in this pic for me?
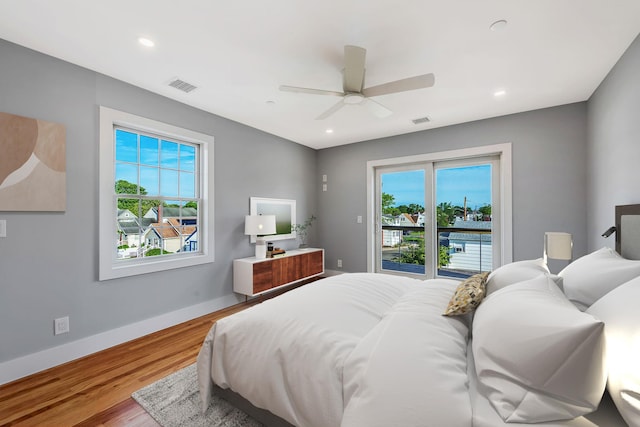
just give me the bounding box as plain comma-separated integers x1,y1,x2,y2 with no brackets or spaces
615,204,640,260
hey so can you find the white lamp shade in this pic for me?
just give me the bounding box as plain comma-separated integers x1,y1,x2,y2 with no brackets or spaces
245,215,276,236
545,232,573,260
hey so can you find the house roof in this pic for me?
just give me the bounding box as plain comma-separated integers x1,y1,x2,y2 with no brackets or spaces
448,219,492,242
117,217,153,235
145,207,197,219
147,218,197,240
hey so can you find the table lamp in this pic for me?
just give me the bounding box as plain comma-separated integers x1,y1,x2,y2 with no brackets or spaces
245,215,276,259
543,232,573,264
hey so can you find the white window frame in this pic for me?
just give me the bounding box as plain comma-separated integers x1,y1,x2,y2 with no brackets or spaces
99,106,214,280
366,143,512,276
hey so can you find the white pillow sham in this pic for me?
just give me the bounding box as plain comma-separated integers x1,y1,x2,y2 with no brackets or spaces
473,274,606,423
559,246,640,310
485,258,550,295
587,275,640,427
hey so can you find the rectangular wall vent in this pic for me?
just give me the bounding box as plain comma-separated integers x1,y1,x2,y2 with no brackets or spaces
168,78,197,93
412,116,431,125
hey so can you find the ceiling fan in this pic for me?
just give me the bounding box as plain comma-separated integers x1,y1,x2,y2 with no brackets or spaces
279,45,435,120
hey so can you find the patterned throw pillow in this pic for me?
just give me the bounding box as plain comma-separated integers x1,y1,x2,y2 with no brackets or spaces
443,272,490,316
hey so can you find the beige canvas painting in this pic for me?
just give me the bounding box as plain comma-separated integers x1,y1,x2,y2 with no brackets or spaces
0,112,66,211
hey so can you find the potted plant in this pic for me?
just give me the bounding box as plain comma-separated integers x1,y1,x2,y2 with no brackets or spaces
292,215,316,248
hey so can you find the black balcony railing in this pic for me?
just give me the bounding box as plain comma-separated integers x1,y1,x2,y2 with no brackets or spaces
380,225,492,278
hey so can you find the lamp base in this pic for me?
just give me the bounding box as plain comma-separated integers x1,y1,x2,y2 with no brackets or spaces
255,238,267,259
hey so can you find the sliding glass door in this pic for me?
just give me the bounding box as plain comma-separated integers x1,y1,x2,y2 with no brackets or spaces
375,156,498,279
376,166,432,276
435,159,496,277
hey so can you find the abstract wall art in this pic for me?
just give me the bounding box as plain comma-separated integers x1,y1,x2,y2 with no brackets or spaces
0,112,66,211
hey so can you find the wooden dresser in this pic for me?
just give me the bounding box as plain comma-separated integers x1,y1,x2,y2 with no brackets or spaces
233,248,324,296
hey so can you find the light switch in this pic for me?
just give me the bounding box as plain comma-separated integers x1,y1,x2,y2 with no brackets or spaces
0,220,6,237
357,216,363,223
322,184,327,192
322,174,327,182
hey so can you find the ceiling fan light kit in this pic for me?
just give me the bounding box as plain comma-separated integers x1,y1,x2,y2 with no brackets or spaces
280,45,435,120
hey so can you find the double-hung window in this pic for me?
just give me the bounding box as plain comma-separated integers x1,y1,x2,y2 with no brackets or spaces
99,107,214,280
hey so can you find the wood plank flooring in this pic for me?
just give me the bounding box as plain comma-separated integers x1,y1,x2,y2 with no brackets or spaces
0,299,261,426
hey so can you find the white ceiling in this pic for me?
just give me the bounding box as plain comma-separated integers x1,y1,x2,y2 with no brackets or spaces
0,1,639,150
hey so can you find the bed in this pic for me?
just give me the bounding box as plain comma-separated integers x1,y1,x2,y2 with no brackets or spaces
197,205,640,427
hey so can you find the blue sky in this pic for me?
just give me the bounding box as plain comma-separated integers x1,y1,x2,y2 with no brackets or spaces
382,165,491,208
115,129,196,199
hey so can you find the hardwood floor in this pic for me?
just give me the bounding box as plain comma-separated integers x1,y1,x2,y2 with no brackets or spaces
0,299,261,426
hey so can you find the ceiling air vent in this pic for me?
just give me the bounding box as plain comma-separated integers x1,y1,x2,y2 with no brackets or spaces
412,116,431,125
168,78,197,93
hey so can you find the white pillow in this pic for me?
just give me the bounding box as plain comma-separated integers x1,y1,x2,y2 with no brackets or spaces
472,274,606,423
587,276,640,427
485,258,549,295
559,247,640,310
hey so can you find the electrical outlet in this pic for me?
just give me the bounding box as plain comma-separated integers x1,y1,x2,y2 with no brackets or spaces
337,259,343,268
0,219,6,237
54,316,69,335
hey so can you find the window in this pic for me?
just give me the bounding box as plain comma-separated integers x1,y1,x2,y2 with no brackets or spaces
366,144,512,279
99,107,214,280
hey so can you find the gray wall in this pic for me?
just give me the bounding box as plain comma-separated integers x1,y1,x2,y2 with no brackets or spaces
587,34,640,250
5,31,637,367
0,39,317,363
316,103,589,272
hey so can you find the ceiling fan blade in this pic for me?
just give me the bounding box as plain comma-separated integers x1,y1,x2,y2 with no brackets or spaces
364,98,393,118
343,45,366,93
362,73,435,98
316,99,346,120
279,85,344,97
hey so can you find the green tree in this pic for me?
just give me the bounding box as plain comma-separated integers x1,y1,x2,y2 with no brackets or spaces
407,203,424,214
438,245,451,267
436,202,456,227
381,192,396,214
478,204,492,219
114,180,162,217
115,179,145,195
396,236,451,268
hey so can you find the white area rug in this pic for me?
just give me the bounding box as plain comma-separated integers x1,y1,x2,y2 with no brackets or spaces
132,364,262,427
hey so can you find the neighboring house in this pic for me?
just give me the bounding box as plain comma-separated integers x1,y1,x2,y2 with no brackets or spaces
398,213,417,227
116,209,153,253
141,206,199,254
144,206,198,225
142,218,197,254
183,229,198,252
445,219,492,272
381,215,402,246
381,213,423,247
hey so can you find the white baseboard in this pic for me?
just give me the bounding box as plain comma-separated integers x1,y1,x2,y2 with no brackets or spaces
0,294,240,386
323,269,345,276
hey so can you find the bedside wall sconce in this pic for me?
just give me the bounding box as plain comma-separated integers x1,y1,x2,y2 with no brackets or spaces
544,232,573,265
245,215,276,259
602,226,616,238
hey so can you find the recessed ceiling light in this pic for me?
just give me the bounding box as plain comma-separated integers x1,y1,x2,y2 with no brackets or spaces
138,37,155,47
325,129,334,134
490,20,508,31
494,90,506,97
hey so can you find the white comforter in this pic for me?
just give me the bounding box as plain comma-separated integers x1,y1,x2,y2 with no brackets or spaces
197,273,472,427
